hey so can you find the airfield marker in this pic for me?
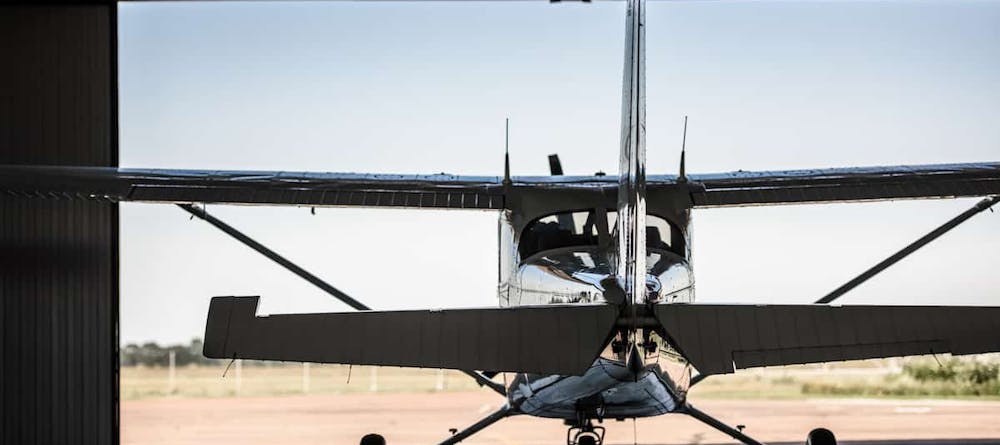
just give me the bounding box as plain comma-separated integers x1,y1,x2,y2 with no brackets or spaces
167,350,176,394
303,362,311,394
369,367,379,393
436,368,446,391
235,359,243,397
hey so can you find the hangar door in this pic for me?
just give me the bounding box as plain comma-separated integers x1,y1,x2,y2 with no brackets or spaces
0,4,119,444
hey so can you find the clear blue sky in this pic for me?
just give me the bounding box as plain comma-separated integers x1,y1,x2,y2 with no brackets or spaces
118,0,1000,345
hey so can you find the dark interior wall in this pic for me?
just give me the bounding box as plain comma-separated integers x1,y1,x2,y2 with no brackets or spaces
0,4,118,444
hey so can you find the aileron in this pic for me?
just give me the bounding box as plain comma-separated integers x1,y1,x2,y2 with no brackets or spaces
687,162,1000,207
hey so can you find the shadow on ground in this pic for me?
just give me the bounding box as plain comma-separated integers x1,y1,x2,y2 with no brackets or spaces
694,441,1000,445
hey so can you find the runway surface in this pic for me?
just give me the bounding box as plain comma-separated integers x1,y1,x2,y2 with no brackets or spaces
122,391,1000,445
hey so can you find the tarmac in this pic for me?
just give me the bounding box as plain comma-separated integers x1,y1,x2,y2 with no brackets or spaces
121,391,1000,445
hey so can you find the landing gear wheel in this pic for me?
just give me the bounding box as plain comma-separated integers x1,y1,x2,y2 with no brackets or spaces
566,422,605,445
360,433,386,445
806,428,836,445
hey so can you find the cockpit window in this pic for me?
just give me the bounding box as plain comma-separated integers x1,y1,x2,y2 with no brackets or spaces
519,211,600,259
645,216,673,252
519,210,680,259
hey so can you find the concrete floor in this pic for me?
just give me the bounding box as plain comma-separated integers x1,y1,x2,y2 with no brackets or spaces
121,391,1000,445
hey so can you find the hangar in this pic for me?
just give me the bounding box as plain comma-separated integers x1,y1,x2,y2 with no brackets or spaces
2,2,998,445
1,3,119,443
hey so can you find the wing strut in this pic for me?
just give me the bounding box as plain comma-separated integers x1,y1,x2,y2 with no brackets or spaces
817,195,999,303
178,204,367,310
689,195,1000,387
178,204,506,395
438,404,516,445
679,403,764,445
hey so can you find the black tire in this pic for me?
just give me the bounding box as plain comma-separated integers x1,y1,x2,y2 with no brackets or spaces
806,428,836,445
577,435,598,445
360,433,386,445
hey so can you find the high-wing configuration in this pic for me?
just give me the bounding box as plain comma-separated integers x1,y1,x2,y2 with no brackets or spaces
1,161,998,210
3,0,999,444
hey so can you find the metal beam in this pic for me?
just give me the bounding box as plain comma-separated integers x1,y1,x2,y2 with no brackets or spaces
692,195,999,387
689,373,707,387
438,404,516,445
460,370,508,395
682,403,765,445
817,195,999,304
178,203,507,396
178,203,369,310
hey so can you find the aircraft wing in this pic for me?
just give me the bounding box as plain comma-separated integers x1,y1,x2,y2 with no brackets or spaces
3,162,997,210
684,162,1000,207
0,165,506,210
655,304,1000,376
203,296,619,376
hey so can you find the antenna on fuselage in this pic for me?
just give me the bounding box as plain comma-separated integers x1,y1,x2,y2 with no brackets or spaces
503,117,512,187
677,115,689,183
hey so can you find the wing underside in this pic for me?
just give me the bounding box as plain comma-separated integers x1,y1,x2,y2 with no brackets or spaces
685,162,1000,207
655,304,1000,376
1,162,996,210
0,165,507,210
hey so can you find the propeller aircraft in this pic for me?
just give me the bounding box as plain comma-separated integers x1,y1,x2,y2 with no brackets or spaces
2,1,999,444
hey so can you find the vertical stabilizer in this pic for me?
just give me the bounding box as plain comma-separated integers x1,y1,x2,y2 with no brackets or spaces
615,0,647,307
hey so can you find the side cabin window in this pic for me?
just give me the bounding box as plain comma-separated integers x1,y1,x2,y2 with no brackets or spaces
518,211,599,259
519,210,681,260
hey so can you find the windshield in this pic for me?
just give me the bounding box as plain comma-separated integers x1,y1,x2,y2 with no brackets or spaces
519,209,679,259
519,211,600,259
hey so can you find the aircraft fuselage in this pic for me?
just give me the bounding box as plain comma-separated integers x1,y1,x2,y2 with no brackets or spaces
496,200,695,419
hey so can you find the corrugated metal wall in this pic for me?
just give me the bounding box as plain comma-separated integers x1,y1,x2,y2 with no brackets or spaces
0,4,119,444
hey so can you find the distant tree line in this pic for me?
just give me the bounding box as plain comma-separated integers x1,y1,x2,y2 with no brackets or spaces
802,356,1000,398
120,338,221,367
904,358,999,386
121,338,282,367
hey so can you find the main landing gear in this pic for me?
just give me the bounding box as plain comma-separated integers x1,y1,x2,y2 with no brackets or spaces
358,403,516,445
681,403,838,445
363,407,836,445
437,404,516,445
566,419,605,445
807,427,837,445
360,397,835,445
359,433,386,445
680,403,766,445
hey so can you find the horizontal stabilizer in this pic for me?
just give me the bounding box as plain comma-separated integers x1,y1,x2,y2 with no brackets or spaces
655,304,1000,376
204,296,619,376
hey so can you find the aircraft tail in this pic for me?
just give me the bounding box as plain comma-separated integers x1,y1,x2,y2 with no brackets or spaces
615,0,647,306
203,296,619,376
